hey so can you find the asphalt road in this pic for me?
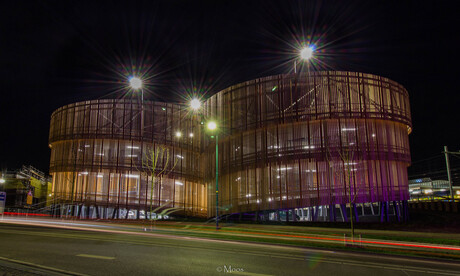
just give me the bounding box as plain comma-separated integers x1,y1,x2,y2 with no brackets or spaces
0,223,459,276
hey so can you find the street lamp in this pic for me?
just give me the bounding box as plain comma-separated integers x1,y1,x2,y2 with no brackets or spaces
0,178,5,193
190,98,201,111
207,121,219,230
0,178,4,218
188,97,202,147
129,76,145,139
294,45,314,73
129,76,142,89
129,76,143,102
300,46,314,60
207,121,217,131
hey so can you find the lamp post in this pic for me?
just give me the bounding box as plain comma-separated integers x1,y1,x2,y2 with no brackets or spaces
188,98,220,229
0,178,5,218
207,121,219,230
129,76,143,221
294,46,314,73
190,98,201,111
129,76,143,102
130,76,144,140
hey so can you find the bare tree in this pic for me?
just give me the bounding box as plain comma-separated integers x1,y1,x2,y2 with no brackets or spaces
325,120,362,243
140,145,181,227
337,142,356,242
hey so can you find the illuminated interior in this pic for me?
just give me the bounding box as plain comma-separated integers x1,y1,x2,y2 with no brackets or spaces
49,71,412,221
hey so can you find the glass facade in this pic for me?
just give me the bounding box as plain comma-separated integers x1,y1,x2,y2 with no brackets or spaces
202,71,411,218
49,71,412,220
49,100,207,217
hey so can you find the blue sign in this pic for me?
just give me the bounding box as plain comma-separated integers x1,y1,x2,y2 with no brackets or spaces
0,191,5,215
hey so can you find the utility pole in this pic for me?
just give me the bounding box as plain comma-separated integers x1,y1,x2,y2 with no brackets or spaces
444,146,455,202
215,134,219,230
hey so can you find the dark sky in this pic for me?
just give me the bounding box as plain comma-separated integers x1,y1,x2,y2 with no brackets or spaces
0,0,458,174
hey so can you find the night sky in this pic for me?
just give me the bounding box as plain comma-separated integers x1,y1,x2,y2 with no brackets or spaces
0,0,458,174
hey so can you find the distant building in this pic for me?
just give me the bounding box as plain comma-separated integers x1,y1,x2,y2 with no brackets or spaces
0,165,52,209
48,71,412,222
409,178,459,201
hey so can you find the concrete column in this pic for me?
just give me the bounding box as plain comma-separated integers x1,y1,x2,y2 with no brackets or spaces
77,205,82,218
111,208,118,219
394,201,401,222
353,204,359,222
328,205,334,222
312,207,317,222
340,204,348,222
385,201,390,222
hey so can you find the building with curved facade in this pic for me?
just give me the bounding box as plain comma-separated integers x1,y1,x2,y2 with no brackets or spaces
49,100,207,218
49,71,412,221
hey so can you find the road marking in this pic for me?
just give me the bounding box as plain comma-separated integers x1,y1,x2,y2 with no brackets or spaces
76,254,115,260
231,271,274,276
0,256,88,276
2,227,460,275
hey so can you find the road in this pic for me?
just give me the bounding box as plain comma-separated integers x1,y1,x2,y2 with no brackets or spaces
0,222,459,276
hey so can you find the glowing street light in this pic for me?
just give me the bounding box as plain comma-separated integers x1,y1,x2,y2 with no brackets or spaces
294,45,314,73
0,178,5,194
129,76,142,90
129,76,144,103
190,98,201,110
207,121,217,130
300,46,314,60
175,131,182,138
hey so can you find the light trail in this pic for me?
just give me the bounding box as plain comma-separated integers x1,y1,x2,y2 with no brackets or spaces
2,217,460,254
4,212,50,217
2,221,460,276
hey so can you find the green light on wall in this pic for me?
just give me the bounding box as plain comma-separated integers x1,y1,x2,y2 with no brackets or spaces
272,86,278,92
